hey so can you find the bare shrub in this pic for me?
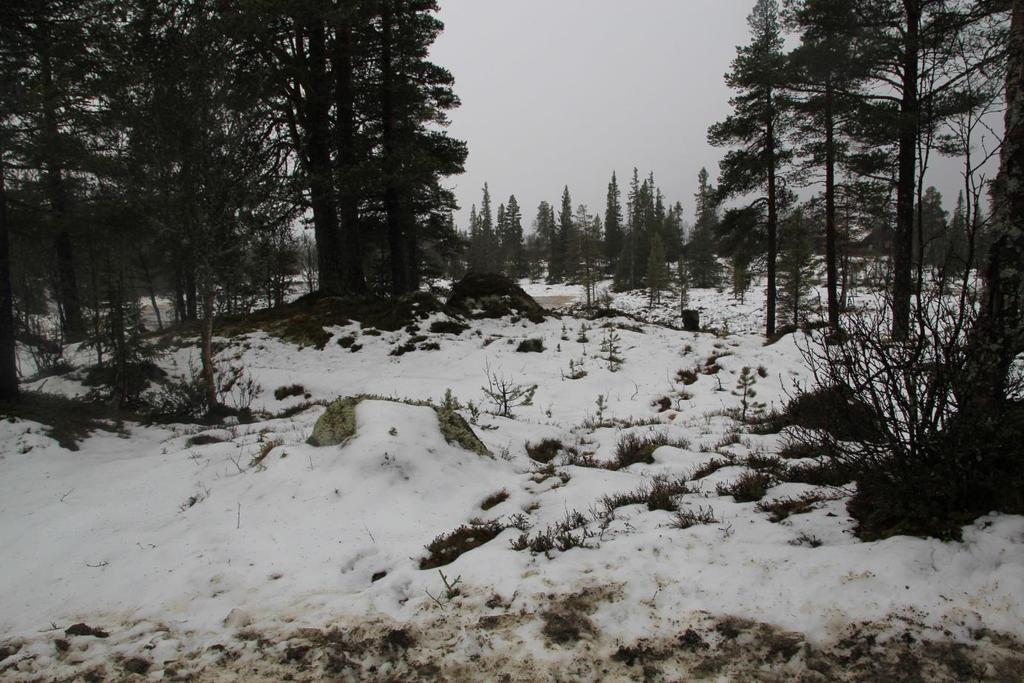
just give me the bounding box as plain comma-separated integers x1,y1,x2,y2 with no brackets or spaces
795,285,1024,539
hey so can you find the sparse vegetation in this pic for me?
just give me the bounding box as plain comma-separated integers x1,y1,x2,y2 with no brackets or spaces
420,519,505,569
526,439,563,463
481,363,537,418
716,471,774,503
480,489,510,511
273,384,306,401
510,509,593,554
613,432,690,470
757,493,827,523
672,505,719,529
516,338,545,353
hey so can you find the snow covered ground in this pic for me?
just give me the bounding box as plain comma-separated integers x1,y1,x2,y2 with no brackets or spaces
1,279,1022,681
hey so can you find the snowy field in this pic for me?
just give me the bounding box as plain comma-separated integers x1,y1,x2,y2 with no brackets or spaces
1,280,1023,681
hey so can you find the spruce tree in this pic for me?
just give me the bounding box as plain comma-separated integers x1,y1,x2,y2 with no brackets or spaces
787,0,869,333
688,168,722,288
708,0,791,337
777,207,816,327
373,0,466,294
647,233,667,307
604,171,623,274
505,195,526,278
496,202,508,273
549,186,573,282
677,256,690,315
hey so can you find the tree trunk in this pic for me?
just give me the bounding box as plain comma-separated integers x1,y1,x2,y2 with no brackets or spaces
174,266,186,323
200,288,218,414
766,112,778,338
824,73,840,332
380,1,408,295
303,17,345,296
893,0,921,340
332,6,368,294
967,0,1024,406
0,158,18,402
38,27,83,342
185,266,197,320
138,250,163,331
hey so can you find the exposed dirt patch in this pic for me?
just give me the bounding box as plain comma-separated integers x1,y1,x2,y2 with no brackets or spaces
5,603,1024,682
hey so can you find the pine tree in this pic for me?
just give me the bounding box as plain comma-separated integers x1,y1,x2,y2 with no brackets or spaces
505,195,526,278
732,251,752,304
708,0,791,337
677,256,690,315
777,207,816,327
917,186,947,270
373,0,467,294
496,202,508,273
964,0,1024,412
576,208,602,309
532,200,555,278
787,0,869,333
615,168,642,290
479,183,497,273
647,233,667,307
688,168,722,288
0,158,15,402
549,186,573,282
604,171,623,274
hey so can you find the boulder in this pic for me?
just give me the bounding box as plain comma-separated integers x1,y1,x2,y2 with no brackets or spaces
309,395,491,457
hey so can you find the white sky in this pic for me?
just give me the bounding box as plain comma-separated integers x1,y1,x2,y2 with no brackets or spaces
431,0,1001,233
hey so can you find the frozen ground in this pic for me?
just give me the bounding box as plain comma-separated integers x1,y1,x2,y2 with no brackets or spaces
1,279,1022,681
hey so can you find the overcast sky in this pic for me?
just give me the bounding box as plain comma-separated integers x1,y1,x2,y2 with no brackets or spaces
430,0,999,233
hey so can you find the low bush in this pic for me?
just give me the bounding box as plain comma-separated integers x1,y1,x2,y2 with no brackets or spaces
756,493,825,522
676,369,699,385
613,432,690,470
429,319,469,335
782,459,855,487
420,519,505,569
716,471,774,503
510,510,592,554
672,505,719,529
516,338,545,353
480,489,510,511
777,440,819,460
250,438,282,468
274,384,306,401
526,438,562,463
689,456,734,480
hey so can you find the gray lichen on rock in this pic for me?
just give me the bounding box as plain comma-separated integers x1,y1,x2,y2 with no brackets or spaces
308,395,491,457
307,396,361,447
435,407,491,457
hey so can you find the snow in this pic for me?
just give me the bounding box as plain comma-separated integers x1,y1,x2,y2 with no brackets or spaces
1,277,1022,679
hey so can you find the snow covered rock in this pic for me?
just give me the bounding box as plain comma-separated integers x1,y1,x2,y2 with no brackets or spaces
309,395,491,457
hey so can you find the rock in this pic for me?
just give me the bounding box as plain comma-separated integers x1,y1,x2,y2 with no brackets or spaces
308,396,491,457
435,406,491,457
447,273,546,323
307,396,361,447
223,608,253,629
682,309,700,332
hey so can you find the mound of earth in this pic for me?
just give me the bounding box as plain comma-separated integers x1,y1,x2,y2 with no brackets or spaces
214,292,461,350
309,395,491,457
447,273,546,323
